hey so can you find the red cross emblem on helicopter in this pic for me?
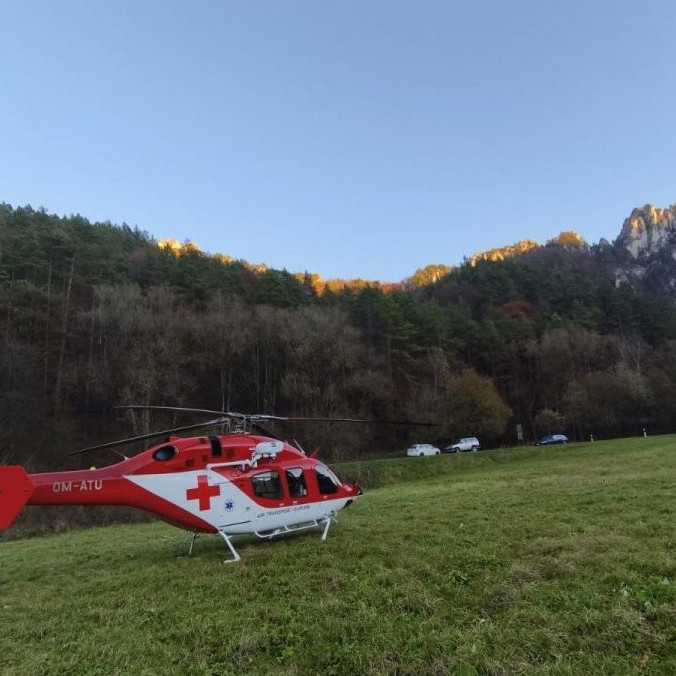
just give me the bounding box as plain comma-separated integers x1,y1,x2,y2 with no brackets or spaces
186,475,220,511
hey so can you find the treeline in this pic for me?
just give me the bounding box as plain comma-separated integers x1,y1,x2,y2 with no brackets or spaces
2,203,676,475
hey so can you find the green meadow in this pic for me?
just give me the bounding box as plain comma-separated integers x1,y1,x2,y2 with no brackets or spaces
1,437,674,675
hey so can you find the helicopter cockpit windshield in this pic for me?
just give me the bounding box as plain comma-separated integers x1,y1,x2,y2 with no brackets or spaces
315,464,341,494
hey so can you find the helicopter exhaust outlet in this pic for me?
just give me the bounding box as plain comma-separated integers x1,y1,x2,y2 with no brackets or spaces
0,466,34,530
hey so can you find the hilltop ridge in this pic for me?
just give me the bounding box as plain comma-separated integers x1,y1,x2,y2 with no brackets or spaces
17,202,676,291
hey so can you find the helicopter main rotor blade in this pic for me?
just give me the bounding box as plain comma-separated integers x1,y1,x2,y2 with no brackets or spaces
250,415,438,426
116,405,245,419
115,405,437,427
69,418,227,456
117,405,290,442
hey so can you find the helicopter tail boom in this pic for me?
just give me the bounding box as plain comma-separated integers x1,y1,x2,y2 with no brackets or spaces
0,466,34,531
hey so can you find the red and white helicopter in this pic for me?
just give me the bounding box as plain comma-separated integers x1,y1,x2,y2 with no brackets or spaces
0,406,432,562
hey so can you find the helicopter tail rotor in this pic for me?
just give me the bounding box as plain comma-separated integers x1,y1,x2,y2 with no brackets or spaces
0,466,34,531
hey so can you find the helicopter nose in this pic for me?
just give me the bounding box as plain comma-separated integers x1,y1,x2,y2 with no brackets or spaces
342,483,363,508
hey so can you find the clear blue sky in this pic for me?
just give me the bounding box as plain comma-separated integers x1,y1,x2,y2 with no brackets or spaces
2,1,675,281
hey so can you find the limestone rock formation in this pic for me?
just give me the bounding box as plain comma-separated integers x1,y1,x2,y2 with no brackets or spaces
469,240,540,266
615,204,676,258
548,231,587,248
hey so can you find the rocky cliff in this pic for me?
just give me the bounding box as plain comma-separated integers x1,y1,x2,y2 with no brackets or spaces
615,204,676,258
469,240,540,266
610,204,676,293
468,231,586,267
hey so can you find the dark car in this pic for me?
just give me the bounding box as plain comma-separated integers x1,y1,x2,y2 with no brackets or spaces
536,434,568,446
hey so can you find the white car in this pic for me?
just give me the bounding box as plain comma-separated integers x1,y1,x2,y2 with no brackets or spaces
445,437,480,452
406,444,441,457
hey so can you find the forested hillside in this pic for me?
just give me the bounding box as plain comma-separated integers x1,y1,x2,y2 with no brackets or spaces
2,202,676,472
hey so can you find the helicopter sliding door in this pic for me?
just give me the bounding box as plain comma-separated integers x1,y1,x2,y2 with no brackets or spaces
284,467,311,504
249,470,285,509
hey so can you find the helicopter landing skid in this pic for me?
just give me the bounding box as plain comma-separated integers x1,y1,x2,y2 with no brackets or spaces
253,515,335,542
217,529,241,563
186,530,241,562
188,532,199,556
321,516,332,542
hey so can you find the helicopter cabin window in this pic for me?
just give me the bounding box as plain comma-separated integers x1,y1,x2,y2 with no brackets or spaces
315,464,341,495
251,471,283,500
286,468,308,498
153,445,177,462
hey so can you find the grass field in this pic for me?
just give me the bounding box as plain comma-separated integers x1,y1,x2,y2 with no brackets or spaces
1,437,674,675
